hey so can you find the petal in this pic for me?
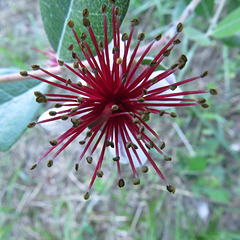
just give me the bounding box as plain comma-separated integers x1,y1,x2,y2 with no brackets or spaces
147,70,183,109
38,106,73,135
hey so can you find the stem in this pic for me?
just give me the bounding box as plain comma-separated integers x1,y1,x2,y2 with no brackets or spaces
136,0,202,57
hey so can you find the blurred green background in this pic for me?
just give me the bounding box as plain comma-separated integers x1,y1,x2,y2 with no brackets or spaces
0,0,240,239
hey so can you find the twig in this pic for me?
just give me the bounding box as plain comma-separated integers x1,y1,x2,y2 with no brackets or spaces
172,122,196,157
136,0,202,57
0,66,63,83
206,0,227,36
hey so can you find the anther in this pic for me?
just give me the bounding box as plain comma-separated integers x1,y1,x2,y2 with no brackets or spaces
138,33,145,41
122,73,127,84
159,141,166,150
159,111,165,116
75,163,79,171
70,107,78,114
163,49,171,57
108,0,115,4
83,18,91,27
197,97,206,104
151,78,158,84
122,33,129,41
132,178,140,185
49,140,58,146
131,143,138,149
77,96,83,103
164,156,172,161
49,111,57,116
67,19,74,28
177,22,183,32
101,4,108,13
58,59,64,66
71,118,82,129
30,163,37,170
171,63,178,70
138,97,145,103
66,79,72,86
80,42,85,48
99,40,104,49
178,54,188,63
115,7,120,16
170,112,177,118
149,61,157,67
113,156,120,162
126,142,131,148
116,58,122,64
81,32,87,41
131,18,140,27
61,114,69,120
210,89,218,95
137,134,143,140
173,39,181,44
145,143,151,150
47,160,53,168
155,33,162,41
149,141,154,148
35,96,47,103
112,105,119,111
200,71,208,78
34,91,44,97
86,131,92,137
92,68,98,74
76,81,82,87
97,169,104,178
73,61,79,68
169,84,177,90
118,178,125,188
72,51,77,59
81,67,88,75
83,192,90,200
141,166,148,173
19,71,28,77
201,103,209,108
167,185,176,194
139,126,145,133
54,103,63,108
133,118,140,124
79,140,86,145
27,121,36,128
142,88,148,95
86,156,93,164
31,64,40,70
67,44,74,51
112,46,119,54
82,8,89,18
178,62,186,70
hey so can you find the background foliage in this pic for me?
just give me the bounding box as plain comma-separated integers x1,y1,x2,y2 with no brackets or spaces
0,0,240,239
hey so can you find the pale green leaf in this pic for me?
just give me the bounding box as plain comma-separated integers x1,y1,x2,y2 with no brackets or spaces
211,7,240,38
0,69,48,151
184,26,211,46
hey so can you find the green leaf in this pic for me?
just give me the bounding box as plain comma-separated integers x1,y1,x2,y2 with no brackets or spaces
211,7,240,38
184,26,211,46
40,0,130,62
188,156,207,171
221,32,240,48
0,69,47,151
